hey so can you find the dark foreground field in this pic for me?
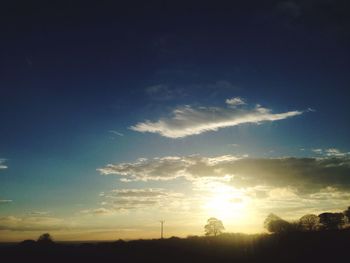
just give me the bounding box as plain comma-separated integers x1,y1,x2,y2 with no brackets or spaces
1,230,349,263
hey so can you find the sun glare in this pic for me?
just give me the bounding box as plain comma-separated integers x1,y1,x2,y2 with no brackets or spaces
203,183,248,222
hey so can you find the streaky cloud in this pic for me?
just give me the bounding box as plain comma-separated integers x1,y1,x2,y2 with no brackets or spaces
109,130,124,136
88,188,185,213
130,98,304,138
0,159,8,170
0,216,65,231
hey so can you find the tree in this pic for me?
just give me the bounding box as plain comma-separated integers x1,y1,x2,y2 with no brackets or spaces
344,207,350,222
299,214,319,231
318,213,345,230
264,213,292,233
204,217,225,236
37,233,54,244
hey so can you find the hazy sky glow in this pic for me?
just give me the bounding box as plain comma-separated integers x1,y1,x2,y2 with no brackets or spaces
1,1,350,241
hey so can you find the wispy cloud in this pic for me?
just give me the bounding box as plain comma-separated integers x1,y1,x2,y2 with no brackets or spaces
103,188,183,211
311,148,323,154
84,188,186,215
28,211,50,216
311,148,349,157
0,159,8,170
98,155,239,181
0,216,65,231
80,207,115,215
325,148,348,157
130,98,303,138
109,130,124,136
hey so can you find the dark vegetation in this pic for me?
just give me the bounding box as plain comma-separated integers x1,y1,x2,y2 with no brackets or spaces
1,207,350,263
264,207,350,233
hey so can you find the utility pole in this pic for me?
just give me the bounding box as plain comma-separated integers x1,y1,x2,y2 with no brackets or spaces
160,220,165,239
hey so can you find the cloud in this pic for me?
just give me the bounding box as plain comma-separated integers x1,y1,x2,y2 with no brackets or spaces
96,154,350,221
98,155,350,193
96,188,185,212
311,148,349,157
325,148,348,157
98,155,239,181
0,216,65,231
0,199,12,204
80,208,114,215
110,188,172,197
130,98,303,138
225,97,246,107
254,185,350,218
28,211,50,216
0,159,8,170
312,148,323,154
109,130,124,136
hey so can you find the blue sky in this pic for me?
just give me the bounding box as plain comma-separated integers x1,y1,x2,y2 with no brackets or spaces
1,0,350,241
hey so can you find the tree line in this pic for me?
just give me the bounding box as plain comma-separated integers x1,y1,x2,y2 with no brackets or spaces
264,206,350,233
204,206,350,236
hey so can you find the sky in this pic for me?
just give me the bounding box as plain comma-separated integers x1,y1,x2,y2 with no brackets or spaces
1,0,350,241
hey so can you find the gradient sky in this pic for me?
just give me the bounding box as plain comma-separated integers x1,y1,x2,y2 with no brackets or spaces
1,0,350,241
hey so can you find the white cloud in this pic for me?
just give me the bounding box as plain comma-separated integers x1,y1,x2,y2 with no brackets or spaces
225,97,246,107
312,148,323,154
325,148,348,157
311,148,349,157
0,159,8,170
130,98,303,138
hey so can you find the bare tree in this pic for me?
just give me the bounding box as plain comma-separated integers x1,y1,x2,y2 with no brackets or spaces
299,214,319,231
204,217,225,236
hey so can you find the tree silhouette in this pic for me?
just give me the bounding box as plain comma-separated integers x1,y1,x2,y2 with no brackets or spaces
204,217,225,236
318,213,345,230
299,214,319,231
344,207,350,222
264,213,292,233
37,233,54,244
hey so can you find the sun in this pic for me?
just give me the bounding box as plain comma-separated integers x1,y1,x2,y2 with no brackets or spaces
203,183,248,222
